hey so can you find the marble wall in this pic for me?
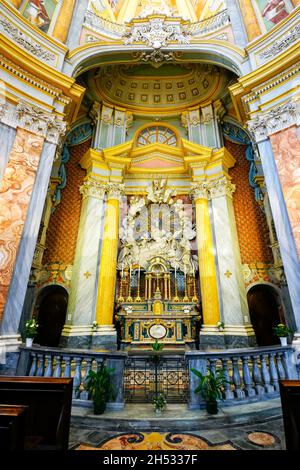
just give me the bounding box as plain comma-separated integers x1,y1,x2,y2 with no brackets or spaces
270,126,300,259
0,129,44,320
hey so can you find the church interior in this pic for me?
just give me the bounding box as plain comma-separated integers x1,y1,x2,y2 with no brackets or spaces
0,0,299,453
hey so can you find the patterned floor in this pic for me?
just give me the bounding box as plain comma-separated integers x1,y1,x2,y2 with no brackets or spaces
70,418,284,451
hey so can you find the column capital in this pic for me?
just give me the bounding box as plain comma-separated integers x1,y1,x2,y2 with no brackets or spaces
247,99,299,143
0,101,67,144
190,181,209,200
208,176,236,199
106,183,125,200
79,180,107,200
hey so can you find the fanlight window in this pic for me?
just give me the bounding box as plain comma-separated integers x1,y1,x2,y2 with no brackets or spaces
137,126,177,147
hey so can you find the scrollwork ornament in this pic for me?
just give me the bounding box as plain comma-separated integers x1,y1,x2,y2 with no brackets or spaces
79,180,107,200
190,181,209,200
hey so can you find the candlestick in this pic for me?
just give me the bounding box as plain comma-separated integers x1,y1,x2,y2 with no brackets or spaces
117,270,125,303
173,266,179,302
183,266,189,302
126,265,133,302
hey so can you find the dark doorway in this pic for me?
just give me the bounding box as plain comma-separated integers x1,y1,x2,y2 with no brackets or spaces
247,284,283,346
35,286,68,347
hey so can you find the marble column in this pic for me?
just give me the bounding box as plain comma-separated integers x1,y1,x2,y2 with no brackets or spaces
93,184,124,349
60,179,107,348
209,176,256,347
0,123,16,183
191,182,222,348
248,103,300,345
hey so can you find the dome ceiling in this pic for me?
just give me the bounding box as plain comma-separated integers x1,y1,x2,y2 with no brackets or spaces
85,63,234,112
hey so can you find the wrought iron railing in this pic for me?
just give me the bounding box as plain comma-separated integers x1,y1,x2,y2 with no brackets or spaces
186,345,298,409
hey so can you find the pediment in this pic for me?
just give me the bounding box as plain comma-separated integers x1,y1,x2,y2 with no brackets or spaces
131,151,183,170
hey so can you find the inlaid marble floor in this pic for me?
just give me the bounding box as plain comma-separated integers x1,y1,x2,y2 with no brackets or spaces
69,417,285,450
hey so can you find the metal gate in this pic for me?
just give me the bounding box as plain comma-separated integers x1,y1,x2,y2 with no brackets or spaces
124,354,189,403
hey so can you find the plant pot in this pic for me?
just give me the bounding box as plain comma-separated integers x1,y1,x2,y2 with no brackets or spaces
93,399,106,415
280,336,288,347
206,401,218,415
25,338,33,347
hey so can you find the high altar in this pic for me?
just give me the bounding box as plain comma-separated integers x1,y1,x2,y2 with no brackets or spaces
116,180,200,349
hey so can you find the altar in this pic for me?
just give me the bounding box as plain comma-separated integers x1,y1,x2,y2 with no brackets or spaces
116,180,201,350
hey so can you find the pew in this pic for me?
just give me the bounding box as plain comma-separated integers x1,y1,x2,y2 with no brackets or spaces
0,376,73,450
0,405,27,450
279,380,300,450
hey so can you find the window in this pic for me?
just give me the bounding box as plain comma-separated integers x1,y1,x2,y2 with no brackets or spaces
137,126,177,147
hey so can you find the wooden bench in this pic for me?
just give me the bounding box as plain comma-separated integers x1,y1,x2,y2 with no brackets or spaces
0,376,73,450
279,380,300,450
0,405,28,450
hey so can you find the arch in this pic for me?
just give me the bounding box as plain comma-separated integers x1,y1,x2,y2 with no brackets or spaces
34,285,69,347
247,283,285,347
65,41,250,79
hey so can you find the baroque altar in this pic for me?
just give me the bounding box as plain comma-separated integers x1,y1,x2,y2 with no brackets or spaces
116,180,201,349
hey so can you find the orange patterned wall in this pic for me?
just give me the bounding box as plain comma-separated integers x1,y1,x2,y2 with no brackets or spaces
43,140,90,265
225,139,273,264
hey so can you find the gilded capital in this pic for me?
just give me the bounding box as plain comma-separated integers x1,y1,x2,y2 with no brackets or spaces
208,177,236,199
190,181,209,200
79,180,107,200
107,183,125,200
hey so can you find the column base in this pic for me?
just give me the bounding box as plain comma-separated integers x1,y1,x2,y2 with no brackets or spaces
60,325,93,349
91,326,117,351
199,325,257,350
0,335,22,374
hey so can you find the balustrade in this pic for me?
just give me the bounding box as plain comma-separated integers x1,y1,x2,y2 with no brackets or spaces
17,344,298,409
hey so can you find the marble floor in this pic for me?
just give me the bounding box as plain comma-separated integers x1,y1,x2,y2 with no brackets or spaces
69,401,285,450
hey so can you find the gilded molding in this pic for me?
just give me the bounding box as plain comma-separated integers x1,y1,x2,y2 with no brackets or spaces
0,17,56,64
79,180,107,200
0,101,67,144
247,101,299,142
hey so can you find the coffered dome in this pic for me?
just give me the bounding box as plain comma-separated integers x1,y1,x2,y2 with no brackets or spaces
85,63,234,113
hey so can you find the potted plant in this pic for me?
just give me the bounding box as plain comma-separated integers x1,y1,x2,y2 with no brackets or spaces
86,363,115,415
191,368,227,415
153,393,166,414
216,321,225,332
25,318,39,347
273,323,292,346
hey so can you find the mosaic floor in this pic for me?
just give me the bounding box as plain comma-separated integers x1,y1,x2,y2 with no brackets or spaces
70,418,284,451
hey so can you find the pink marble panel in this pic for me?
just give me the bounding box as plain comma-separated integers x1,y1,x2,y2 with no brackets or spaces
0,129,44,318
270,126,300,258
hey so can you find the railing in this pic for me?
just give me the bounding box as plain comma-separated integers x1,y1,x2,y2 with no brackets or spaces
17,345,127,410
83,9,230,41
83,10,126,37
186,345,298,409
189,9,230,36
17,344,298,410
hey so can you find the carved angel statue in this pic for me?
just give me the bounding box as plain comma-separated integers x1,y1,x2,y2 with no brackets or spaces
147,179,176,204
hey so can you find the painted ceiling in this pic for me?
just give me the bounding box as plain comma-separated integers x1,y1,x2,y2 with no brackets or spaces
85,63,234,112
89,0,226,24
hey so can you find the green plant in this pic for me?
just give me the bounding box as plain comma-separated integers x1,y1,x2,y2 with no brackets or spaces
216,321,225,331
86,363,115,415
191,368,228,414
273,323,292,337
25,319,39,338
153,393,166,412
152,339,164,351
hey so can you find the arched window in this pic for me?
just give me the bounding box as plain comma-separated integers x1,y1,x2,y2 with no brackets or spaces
136,126,177,147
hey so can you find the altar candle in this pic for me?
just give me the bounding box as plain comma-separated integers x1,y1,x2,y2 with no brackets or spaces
121,266,124,278
175,265,177,279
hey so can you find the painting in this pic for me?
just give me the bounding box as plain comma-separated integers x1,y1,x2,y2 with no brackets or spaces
254,0,292,31
22,0,57,33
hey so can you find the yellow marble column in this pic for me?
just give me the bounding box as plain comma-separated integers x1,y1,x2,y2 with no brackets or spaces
52,0,76,44
191,182,221,326
95,183,124,329
239,0,261,41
